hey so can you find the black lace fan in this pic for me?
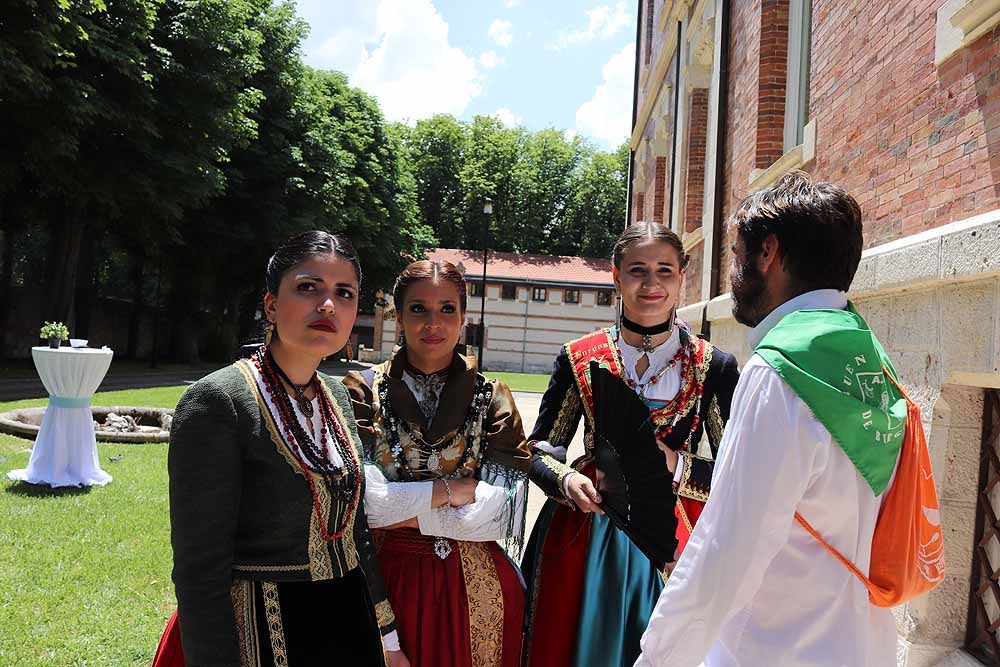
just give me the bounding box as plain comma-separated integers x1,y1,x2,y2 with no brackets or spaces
590,361,678,570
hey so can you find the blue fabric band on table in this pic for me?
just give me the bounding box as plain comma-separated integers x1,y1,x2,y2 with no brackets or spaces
49,396,91,409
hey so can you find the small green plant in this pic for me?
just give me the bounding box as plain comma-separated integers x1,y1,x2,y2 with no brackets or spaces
39,321,70,341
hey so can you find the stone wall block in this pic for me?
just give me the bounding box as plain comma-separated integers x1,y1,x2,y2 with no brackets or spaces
910,574,972,642
902,644,976,667
709,319,752,367
942,385,986,428
851,254,879,296
939,499,977,575
854,295,895,345
940,283,995,374
873,240,943,290
941,221,1000,281
941,426,982,501
888,289,941,352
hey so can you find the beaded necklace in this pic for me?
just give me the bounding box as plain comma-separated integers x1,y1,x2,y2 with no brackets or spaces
645,332,706,453
377,372,493,481
268,355,317,418
255,348,361,542
624,330,690,399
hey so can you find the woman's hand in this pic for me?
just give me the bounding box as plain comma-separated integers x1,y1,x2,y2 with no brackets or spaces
446,478,478,507
565,473,604,514
386,649,411,667
431,478,478,507
656,437,679,474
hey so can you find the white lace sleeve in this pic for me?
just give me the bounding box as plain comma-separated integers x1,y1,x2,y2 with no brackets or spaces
363,464,434,528
416,478,527,543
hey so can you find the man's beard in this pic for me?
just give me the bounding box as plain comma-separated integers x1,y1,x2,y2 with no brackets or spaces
731,253,768,327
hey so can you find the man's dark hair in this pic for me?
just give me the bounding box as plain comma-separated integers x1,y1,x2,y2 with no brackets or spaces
731,170,863,292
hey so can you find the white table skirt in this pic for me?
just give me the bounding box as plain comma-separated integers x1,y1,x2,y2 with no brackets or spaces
7,347,114,487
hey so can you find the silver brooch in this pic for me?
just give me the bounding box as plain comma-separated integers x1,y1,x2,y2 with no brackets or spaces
433,537,452,559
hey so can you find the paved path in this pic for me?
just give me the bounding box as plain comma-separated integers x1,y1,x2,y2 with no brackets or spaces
512,391,585,539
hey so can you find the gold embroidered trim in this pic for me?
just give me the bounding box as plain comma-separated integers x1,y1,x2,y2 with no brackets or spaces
231,579,260,667
677,456,710,502
261,582,289,667
648,338,715,427
676,498,694,534
707,394,724,449
565,328,624,428
239,361,340,581
536,451,575,500
550,390,581,447
239,361,302,473
459,541,504,667
308,484,335,580
374,599,395,630
233,563,310,573
318,381,362,572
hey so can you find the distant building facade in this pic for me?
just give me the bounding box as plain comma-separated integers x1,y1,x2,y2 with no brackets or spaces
369,248,617,373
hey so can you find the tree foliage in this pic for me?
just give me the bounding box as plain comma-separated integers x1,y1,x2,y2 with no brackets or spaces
0,1,626,361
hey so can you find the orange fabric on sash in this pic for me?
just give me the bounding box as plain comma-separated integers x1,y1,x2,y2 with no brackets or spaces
795,368,945,607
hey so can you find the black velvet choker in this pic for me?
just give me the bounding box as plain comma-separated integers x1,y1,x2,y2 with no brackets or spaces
621,314,673,336
621,313,674,352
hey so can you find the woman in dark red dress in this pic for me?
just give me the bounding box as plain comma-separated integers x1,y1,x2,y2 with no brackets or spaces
343,260,531,667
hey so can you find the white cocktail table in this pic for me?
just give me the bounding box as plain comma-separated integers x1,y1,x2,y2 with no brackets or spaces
7,347,114,487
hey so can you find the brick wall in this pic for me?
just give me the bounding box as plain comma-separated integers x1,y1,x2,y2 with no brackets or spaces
717,0,763,290
654,156,668,223
716,0,1000,291
685,88,710,232
683,241,704,306
756,0,790,168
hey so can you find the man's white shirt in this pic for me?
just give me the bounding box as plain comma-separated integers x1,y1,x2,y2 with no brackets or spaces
635,290,897,667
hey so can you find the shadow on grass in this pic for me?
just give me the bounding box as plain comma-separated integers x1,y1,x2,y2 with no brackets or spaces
3,480,93,498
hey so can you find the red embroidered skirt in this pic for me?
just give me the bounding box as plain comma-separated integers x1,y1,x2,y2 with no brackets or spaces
375,528,524,667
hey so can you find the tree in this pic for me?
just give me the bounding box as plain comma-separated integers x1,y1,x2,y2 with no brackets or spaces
459,115,525,254
511,129,585,254
401,115,469,248
557,142,629,257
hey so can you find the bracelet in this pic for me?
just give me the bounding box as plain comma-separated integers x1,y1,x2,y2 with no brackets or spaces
441,478,453,504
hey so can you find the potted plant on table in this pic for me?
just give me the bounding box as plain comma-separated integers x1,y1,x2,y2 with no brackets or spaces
40,322,70,349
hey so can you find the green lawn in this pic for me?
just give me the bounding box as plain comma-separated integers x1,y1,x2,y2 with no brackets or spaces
483,371,550,393
0,387,183,666
1,439,173,666
0,372,548,665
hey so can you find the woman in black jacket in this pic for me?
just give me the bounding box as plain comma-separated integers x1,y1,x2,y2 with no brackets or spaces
153,231,406,667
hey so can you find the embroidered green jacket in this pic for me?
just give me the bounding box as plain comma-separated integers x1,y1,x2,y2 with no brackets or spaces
169,362,394,666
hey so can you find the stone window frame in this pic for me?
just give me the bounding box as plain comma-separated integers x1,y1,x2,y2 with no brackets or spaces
500,284,517,300
564,289,581,305
531,286,547,302
936,0,1000,65
783,0,812,152
748,0,818,193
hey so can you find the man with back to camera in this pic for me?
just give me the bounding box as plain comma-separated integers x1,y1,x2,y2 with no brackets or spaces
634,171,922,666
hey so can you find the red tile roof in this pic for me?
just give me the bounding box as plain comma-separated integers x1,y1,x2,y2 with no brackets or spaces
426,248,613,287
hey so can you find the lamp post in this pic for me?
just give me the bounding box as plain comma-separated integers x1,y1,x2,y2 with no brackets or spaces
478,197,492,370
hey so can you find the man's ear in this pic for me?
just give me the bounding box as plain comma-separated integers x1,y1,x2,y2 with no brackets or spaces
756,234,782,276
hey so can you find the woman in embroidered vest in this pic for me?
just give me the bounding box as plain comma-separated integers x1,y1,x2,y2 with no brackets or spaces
342,260,531,667
151,231,407,667
520,222,741,667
